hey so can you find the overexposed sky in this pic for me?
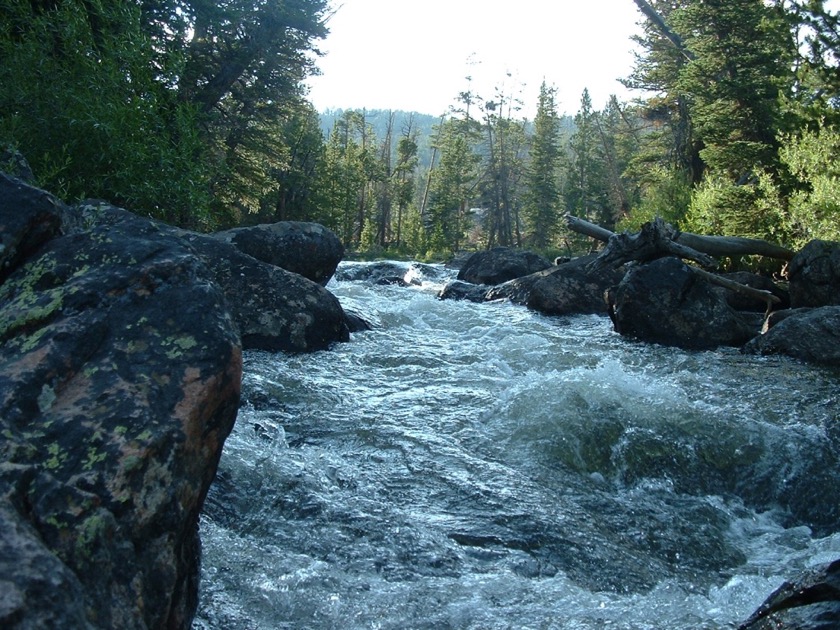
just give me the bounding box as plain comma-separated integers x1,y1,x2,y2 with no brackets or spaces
306,0,645,119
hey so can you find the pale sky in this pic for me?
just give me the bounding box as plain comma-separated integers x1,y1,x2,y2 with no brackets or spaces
306,0,646,119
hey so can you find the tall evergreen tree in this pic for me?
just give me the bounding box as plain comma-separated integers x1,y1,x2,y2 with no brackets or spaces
522,81,563,249
673,0,797,180
426,115,481,254
479,82,527,248
566,90,610,228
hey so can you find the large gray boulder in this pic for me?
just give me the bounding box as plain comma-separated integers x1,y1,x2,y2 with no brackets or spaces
1,179,242,629
181,231,349,352
491,254,624,315
607,256,759,349
457,247,552,285
742,306,840,366
0,175,350,628
213,221,344,286
67,200,350,353
788,239,840,308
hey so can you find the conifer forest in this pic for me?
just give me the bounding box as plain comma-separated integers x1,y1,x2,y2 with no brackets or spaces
1,0,838,261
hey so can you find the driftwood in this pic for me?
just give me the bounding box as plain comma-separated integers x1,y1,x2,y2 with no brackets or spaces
566,214,795,262
588,217,718,271
566,215,782,311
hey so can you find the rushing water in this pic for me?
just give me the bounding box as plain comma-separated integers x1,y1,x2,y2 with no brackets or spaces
195,261,840,630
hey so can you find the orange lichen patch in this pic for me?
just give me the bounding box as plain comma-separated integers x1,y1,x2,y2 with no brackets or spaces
173,346,242,503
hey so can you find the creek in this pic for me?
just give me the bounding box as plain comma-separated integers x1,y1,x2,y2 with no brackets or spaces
195,261,840,629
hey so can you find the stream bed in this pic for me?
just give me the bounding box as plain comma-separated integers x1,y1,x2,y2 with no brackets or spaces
195,261,840,629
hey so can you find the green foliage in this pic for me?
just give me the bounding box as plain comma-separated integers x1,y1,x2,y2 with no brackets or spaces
617,167,692,232
682,171,785,243
0,0,329,230
0,0,214,226
522,82,563,249
778,121,840,247
425,115,482,254
566,89,610,228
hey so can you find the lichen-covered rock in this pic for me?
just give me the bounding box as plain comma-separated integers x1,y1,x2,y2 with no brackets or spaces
0,189,242,628
213,221,344,286
742,306,840,366
0,149,36,184
607,256,759,349
180,231,350,352
64,200,351,353
457,247,552,286
738,559,840,630
788,239,840,308
0,174,63,281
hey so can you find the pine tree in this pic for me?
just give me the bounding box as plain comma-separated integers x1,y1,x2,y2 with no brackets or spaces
523,82,563,249
673,0,797,180
566,90,610,228
426,116,481,255
479,82,527,248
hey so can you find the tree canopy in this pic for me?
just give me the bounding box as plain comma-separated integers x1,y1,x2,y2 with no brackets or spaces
0,0,329,229
2,0,838,256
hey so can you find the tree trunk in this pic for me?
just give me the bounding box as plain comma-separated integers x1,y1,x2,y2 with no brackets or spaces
565,214,794,261
566,214,787,311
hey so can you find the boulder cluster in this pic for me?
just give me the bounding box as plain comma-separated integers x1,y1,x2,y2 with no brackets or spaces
0,172,350,629
443,242,840,366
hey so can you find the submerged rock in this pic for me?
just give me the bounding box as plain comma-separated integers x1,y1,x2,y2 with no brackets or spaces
739,559,840,630
334,261,414,285
438,279,492,302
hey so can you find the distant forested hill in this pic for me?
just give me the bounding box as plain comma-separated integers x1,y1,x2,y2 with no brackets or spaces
319,109,441,169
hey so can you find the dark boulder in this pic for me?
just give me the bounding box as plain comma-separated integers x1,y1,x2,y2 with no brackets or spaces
718,271,790,312
742,306,840,366
788,239,840,308
213,221,344,286
457,247,552,285
180,231,349,352
1,183,242,628
607,256,759,349
484,272,541,305
438,280,492,303
63,200,350,353
500,254,623,315
0,174,63,281
738,559,840,630
0,148,36,184
444,255,622,315
344,309,374,333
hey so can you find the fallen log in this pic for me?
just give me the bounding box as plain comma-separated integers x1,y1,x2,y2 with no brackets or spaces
565,214,795,261
588,217,718,271
691,267,781,314
566,215,783,311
